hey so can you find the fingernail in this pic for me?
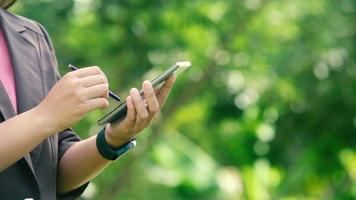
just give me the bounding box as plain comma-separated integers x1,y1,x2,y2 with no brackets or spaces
143,80,151,87
130,88,138,95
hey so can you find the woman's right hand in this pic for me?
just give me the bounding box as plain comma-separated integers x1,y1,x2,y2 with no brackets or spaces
35,66,110,134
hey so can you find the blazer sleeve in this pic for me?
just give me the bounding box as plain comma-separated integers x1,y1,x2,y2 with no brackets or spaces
36,22,90,199
57,129,90,200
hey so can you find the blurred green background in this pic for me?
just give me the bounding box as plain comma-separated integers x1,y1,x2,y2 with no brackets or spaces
11,0,356,199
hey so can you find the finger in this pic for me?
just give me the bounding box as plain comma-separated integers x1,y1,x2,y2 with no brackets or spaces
86,98,109,111
84,84,109,99
122,96,136,127
130,88,149,127
80,74,107,87
71,66,102,78
103,90,109,99
94,68,109,99
143,81,160,116
100,71,110,99
157,75,176,105
100,70,109,85
142,99,155,123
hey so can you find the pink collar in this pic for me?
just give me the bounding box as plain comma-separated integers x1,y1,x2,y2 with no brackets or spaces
0,30,17,112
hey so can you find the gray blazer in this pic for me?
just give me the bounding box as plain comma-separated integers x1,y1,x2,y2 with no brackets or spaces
0,8,88,200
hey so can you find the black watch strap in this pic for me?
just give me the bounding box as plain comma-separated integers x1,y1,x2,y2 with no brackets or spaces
96,128,136,160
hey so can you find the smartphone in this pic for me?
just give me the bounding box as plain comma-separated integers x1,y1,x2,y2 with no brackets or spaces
97,61,191,125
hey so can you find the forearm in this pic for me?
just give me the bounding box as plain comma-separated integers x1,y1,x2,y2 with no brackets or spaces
0,107,54,171
57,135,112,194
57,77,176,194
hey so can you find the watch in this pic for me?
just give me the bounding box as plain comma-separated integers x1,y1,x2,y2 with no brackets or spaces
96,128,136,160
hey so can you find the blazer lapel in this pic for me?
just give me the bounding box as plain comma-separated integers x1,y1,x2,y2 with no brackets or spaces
0,9,44,178
0,82,16,120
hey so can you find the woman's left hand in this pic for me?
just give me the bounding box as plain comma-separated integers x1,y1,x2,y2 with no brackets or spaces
104,75,176,148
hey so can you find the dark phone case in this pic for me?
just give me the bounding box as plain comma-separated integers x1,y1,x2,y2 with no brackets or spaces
99,102,128,125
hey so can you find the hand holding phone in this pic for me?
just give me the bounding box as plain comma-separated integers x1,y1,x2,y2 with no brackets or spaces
97,61,191,125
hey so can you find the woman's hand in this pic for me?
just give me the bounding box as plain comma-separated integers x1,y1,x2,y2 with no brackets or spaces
35,66,109,134
104,75,176,148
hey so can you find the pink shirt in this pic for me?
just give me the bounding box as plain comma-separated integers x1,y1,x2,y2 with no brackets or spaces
0,30,17,112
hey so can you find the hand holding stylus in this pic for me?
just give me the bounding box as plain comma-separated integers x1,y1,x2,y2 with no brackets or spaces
35,66,110,133
68,64,121,102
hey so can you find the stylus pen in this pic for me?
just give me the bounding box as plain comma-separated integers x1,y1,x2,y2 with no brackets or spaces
68,64,122,102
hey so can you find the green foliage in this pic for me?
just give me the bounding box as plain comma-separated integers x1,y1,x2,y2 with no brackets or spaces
11,0,356,199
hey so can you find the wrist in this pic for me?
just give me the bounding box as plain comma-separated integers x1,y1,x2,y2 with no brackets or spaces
104,125,134,148
31,106,60,136
96,128,136,161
